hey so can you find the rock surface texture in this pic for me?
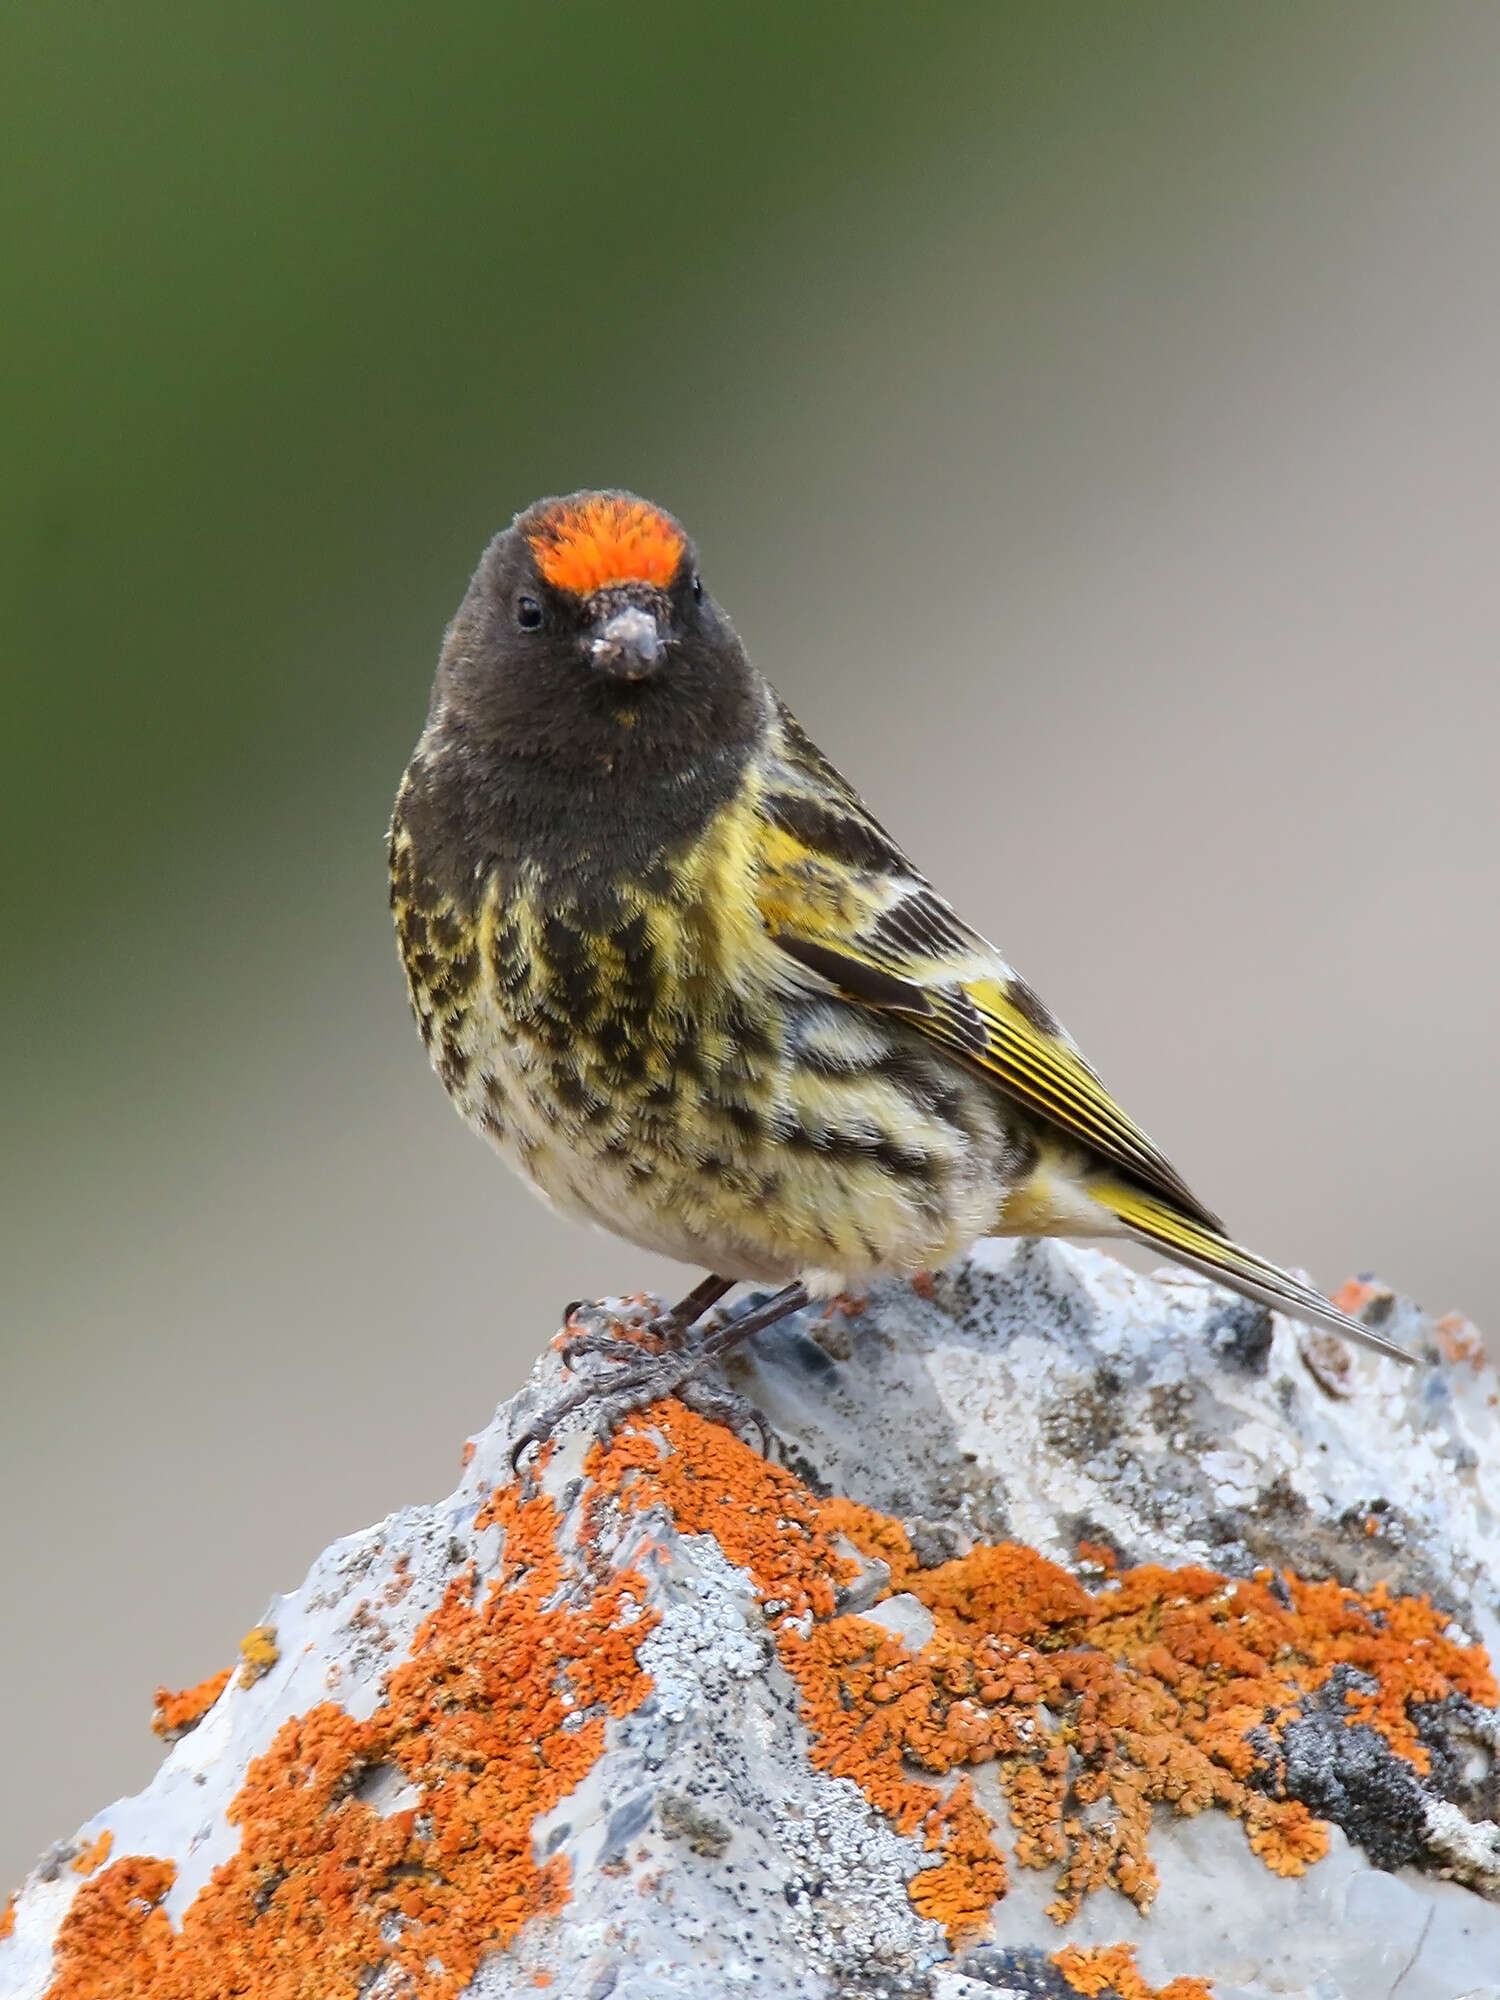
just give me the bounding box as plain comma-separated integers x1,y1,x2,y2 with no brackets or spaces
5,1241,1500,2000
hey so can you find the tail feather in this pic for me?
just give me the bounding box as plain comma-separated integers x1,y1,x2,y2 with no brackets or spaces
1089,1179,1416,1366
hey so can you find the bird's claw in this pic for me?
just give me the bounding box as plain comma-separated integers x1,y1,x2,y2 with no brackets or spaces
513,1278,798,1473
556,1326,658,1371
554,1296,700,1373
511,1343,771,1473
673,1374,772,1455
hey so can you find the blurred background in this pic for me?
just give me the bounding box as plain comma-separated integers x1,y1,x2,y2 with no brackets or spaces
4,0,1499,1886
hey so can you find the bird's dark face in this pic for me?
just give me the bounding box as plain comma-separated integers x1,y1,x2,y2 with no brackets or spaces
410,492,767,886
428,491,762,776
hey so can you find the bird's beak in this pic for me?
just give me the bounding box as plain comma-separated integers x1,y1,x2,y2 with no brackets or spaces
590,605,665,682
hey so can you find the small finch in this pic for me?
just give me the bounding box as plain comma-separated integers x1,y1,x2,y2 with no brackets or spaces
389,491,1413,1455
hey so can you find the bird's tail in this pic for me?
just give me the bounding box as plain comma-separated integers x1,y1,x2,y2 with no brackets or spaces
1088,1178,1415,1365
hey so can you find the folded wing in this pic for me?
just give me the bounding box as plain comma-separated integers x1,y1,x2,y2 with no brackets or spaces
754,702,1223,1230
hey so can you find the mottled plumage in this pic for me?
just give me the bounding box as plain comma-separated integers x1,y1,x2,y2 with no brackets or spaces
390,490,1412,1410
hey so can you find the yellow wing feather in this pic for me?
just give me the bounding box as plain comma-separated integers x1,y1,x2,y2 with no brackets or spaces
747,702,1413,1367
1090,1180,1414,1363
750,720,1222,1229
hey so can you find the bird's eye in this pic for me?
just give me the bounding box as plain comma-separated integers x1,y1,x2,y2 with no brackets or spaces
516,595,543,631
691,573,704,604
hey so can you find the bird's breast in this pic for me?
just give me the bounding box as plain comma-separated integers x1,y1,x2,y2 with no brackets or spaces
390,785,1024,1285
393,789,779,1133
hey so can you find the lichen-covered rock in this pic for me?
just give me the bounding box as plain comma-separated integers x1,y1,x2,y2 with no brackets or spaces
4,1241,1500,2000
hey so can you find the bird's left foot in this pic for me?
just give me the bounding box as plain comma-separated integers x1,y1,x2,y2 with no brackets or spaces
511,1278,806,1470
551,1270,735,1372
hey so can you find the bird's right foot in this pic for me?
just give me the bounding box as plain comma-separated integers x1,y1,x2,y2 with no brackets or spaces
512,1276,804,1471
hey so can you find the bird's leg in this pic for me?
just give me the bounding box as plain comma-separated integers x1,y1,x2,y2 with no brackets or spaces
555,1272,735,1371
687,1280,810,1366
513,1279,808,1469
642,1272,737,1346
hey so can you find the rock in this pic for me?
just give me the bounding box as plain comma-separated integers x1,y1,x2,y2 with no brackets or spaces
4,1240,1500,2000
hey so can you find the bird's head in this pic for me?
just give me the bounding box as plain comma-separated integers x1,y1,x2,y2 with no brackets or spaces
427,491,761,776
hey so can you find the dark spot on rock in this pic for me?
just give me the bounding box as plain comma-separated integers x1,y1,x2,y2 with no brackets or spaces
250,1865,286,1918
904,1519,965,1569
1268,1670,1433,1872
1205,1295,1275,1373
657,1790,733,1858
948,1946,1080,1996
600,1790,654,1866
1064,1517,1128,1573
758,1321,841,1380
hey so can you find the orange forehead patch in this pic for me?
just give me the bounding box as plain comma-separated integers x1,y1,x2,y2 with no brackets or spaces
526,494,686,597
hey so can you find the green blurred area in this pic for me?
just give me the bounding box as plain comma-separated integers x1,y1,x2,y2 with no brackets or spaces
5,0,1000,936
2,3,1305,959
6,0,1499,1894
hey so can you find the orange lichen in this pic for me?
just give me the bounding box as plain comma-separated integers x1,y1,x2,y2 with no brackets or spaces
237,1626,279,1688
44,1483,657,2000
72,1833,113,1877
152,1667,232,1741
33,1386,1497,1988
590,1404,1495,1940
1329,1277,1383,1317
1054,1942,1213,1999
527,494,685,597
1077,1539,1120,1574
1435,1312,1484,1368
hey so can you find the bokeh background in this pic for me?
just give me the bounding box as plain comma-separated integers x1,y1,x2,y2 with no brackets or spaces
5,1,1499,1886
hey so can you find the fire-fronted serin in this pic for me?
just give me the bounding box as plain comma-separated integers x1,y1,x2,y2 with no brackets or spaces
389,491,1413,1455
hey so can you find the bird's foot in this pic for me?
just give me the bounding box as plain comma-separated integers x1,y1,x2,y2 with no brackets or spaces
511,1277,807,1471
674,1373,772,1456
551,1273,736,1373
512,1341,750,1470
553,1300,665,1374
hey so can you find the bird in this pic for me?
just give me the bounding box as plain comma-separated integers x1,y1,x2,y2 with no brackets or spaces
388,490,1413,1460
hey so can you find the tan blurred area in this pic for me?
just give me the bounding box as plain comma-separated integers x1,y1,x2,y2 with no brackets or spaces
4,4,1499,1886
